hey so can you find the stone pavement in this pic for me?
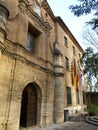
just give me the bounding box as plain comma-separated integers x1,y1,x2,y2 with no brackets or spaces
32,121,98,130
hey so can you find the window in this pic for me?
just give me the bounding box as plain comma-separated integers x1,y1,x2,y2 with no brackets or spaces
79,53,81,59
65,57,69,70
66,87,72,105
27,32,35,53
34,0,41,16
76,90,79,105
64,36,68,47
27,24,41,54
82,91,86,104
73,46,75,55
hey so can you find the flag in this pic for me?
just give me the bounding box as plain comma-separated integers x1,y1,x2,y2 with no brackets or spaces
71,61,74,85
71,58,79,89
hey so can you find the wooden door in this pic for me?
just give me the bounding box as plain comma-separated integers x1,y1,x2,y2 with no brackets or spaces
20,84,37,127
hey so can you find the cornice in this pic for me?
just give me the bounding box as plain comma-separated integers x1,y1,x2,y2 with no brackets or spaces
41,0,55,20
55,17,84,53
41,1,84,53
27,6,52,32
4,49,54,75
3,40,54,76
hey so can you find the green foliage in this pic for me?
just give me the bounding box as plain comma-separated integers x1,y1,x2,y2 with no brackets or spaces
69,0,98,16
87,104,98,116
69,0,98,29
81,47,98,91
69,1,98,90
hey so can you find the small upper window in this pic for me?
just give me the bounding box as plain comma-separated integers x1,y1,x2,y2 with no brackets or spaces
65,57,69,70
73,46,75,55
64,36,68,47
79,53,81,59
34,0,41,16
66,86,72,105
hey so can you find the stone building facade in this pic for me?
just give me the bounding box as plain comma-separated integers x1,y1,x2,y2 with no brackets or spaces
0,0,86,130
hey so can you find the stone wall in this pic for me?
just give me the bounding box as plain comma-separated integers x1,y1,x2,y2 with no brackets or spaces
0,0,86,130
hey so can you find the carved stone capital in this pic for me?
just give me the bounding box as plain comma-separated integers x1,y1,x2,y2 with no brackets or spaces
18,0,29,13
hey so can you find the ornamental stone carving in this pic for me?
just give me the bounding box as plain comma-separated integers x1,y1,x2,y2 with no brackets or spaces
0,1,9,44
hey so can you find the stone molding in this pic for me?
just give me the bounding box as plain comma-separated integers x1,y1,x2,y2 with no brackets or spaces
2,40,55,76
27,6,52,32
0,2,9,18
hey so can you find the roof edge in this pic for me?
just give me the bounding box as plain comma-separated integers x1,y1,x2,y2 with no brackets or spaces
55,17,84,53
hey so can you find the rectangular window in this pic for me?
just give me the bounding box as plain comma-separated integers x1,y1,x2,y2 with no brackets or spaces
27,32,35,53
64,36,68,47
79,53,81,59
27,24,41,54
65,57,69,70
73,46,75,55
76,90,79,105
83,91,86,104
66,87,72,105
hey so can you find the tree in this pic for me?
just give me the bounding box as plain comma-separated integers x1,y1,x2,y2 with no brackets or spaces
81,47,98,91
69,0,98,91
82,25,98,50
69,0,98,29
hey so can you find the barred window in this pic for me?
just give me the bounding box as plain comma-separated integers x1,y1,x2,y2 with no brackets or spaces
27,24,41,54
27,32,35,53
66,87,72,105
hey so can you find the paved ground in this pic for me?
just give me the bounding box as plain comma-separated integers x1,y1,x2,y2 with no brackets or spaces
32,121,98,130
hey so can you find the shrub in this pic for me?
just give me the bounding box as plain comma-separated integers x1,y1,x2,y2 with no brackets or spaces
87,104,98,116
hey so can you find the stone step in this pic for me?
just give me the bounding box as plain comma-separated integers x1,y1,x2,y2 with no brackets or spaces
89,117,98,123
94,117,98,120
86,116,98,126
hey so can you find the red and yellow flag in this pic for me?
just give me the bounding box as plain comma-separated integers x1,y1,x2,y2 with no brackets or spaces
71,58,79,89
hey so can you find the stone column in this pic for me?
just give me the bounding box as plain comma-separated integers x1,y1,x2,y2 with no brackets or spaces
53,42,64,124
0,1,9,53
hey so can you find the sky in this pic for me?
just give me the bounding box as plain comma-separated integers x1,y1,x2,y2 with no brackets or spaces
47,0,94,50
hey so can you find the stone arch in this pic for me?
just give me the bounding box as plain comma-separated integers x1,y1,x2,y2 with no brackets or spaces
21,78,44,97
20,82,42,128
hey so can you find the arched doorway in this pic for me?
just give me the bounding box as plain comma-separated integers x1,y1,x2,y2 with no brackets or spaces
20,82,41,128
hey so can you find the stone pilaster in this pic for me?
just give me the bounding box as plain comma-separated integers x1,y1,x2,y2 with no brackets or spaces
53,42,64,124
